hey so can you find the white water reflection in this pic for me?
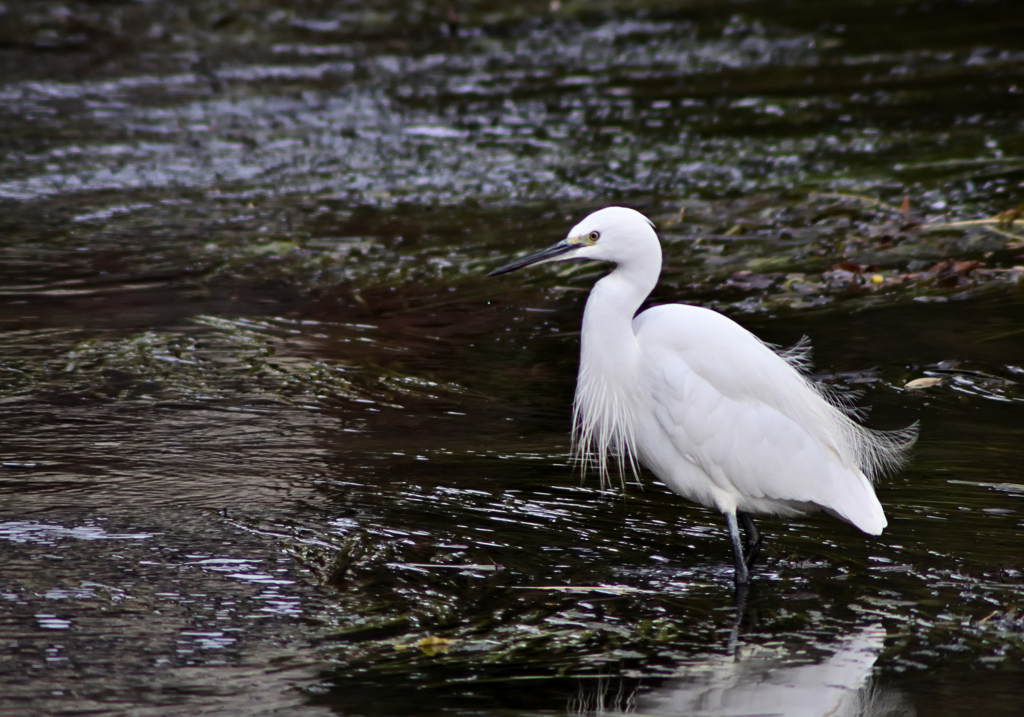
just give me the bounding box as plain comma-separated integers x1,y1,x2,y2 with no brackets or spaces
2,19,979,207
574,624,911,717
0,520,154,544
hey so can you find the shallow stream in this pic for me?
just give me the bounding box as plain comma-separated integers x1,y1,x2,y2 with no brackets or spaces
1,1,1023,715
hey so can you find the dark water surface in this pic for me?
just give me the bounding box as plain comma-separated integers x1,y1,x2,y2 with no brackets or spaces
2,1,1023,715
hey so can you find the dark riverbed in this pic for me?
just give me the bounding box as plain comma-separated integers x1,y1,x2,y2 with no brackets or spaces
1,1,1023,715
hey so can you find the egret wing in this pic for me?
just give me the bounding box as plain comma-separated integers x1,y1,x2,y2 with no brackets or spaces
634,306,886,533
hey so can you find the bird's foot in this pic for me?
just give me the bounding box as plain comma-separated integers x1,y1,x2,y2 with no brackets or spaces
743,535,762,569
733,562,750,586
738,511,762,569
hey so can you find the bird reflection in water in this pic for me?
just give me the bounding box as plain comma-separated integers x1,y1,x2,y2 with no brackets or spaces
568,624,913,717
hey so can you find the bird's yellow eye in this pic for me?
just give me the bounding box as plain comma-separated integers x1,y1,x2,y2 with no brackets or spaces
588,230,600,242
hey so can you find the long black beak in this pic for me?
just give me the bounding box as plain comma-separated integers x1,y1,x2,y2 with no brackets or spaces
487,240,576,277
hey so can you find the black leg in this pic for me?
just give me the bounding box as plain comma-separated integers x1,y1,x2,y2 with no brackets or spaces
725,512,750,585
728,578,749,654
738,511,762,569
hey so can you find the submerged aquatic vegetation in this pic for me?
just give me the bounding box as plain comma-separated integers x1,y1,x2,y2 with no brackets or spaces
0,317,468,411
2,0,1024,715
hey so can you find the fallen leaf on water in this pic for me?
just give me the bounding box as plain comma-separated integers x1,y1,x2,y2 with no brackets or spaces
396,635,457,656
905,377,944,390
994,206,1023,227
927,259,985,275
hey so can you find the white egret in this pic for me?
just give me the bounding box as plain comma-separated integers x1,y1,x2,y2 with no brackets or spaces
489,207,916,584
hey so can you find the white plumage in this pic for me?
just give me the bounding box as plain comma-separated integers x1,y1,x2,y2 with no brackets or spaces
490,206,916,584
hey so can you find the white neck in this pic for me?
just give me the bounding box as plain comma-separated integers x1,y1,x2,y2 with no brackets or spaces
572,246,661,487
580,248,661,373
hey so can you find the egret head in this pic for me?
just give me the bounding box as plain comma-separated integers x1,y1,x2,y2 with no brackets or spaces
488,206,660,277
